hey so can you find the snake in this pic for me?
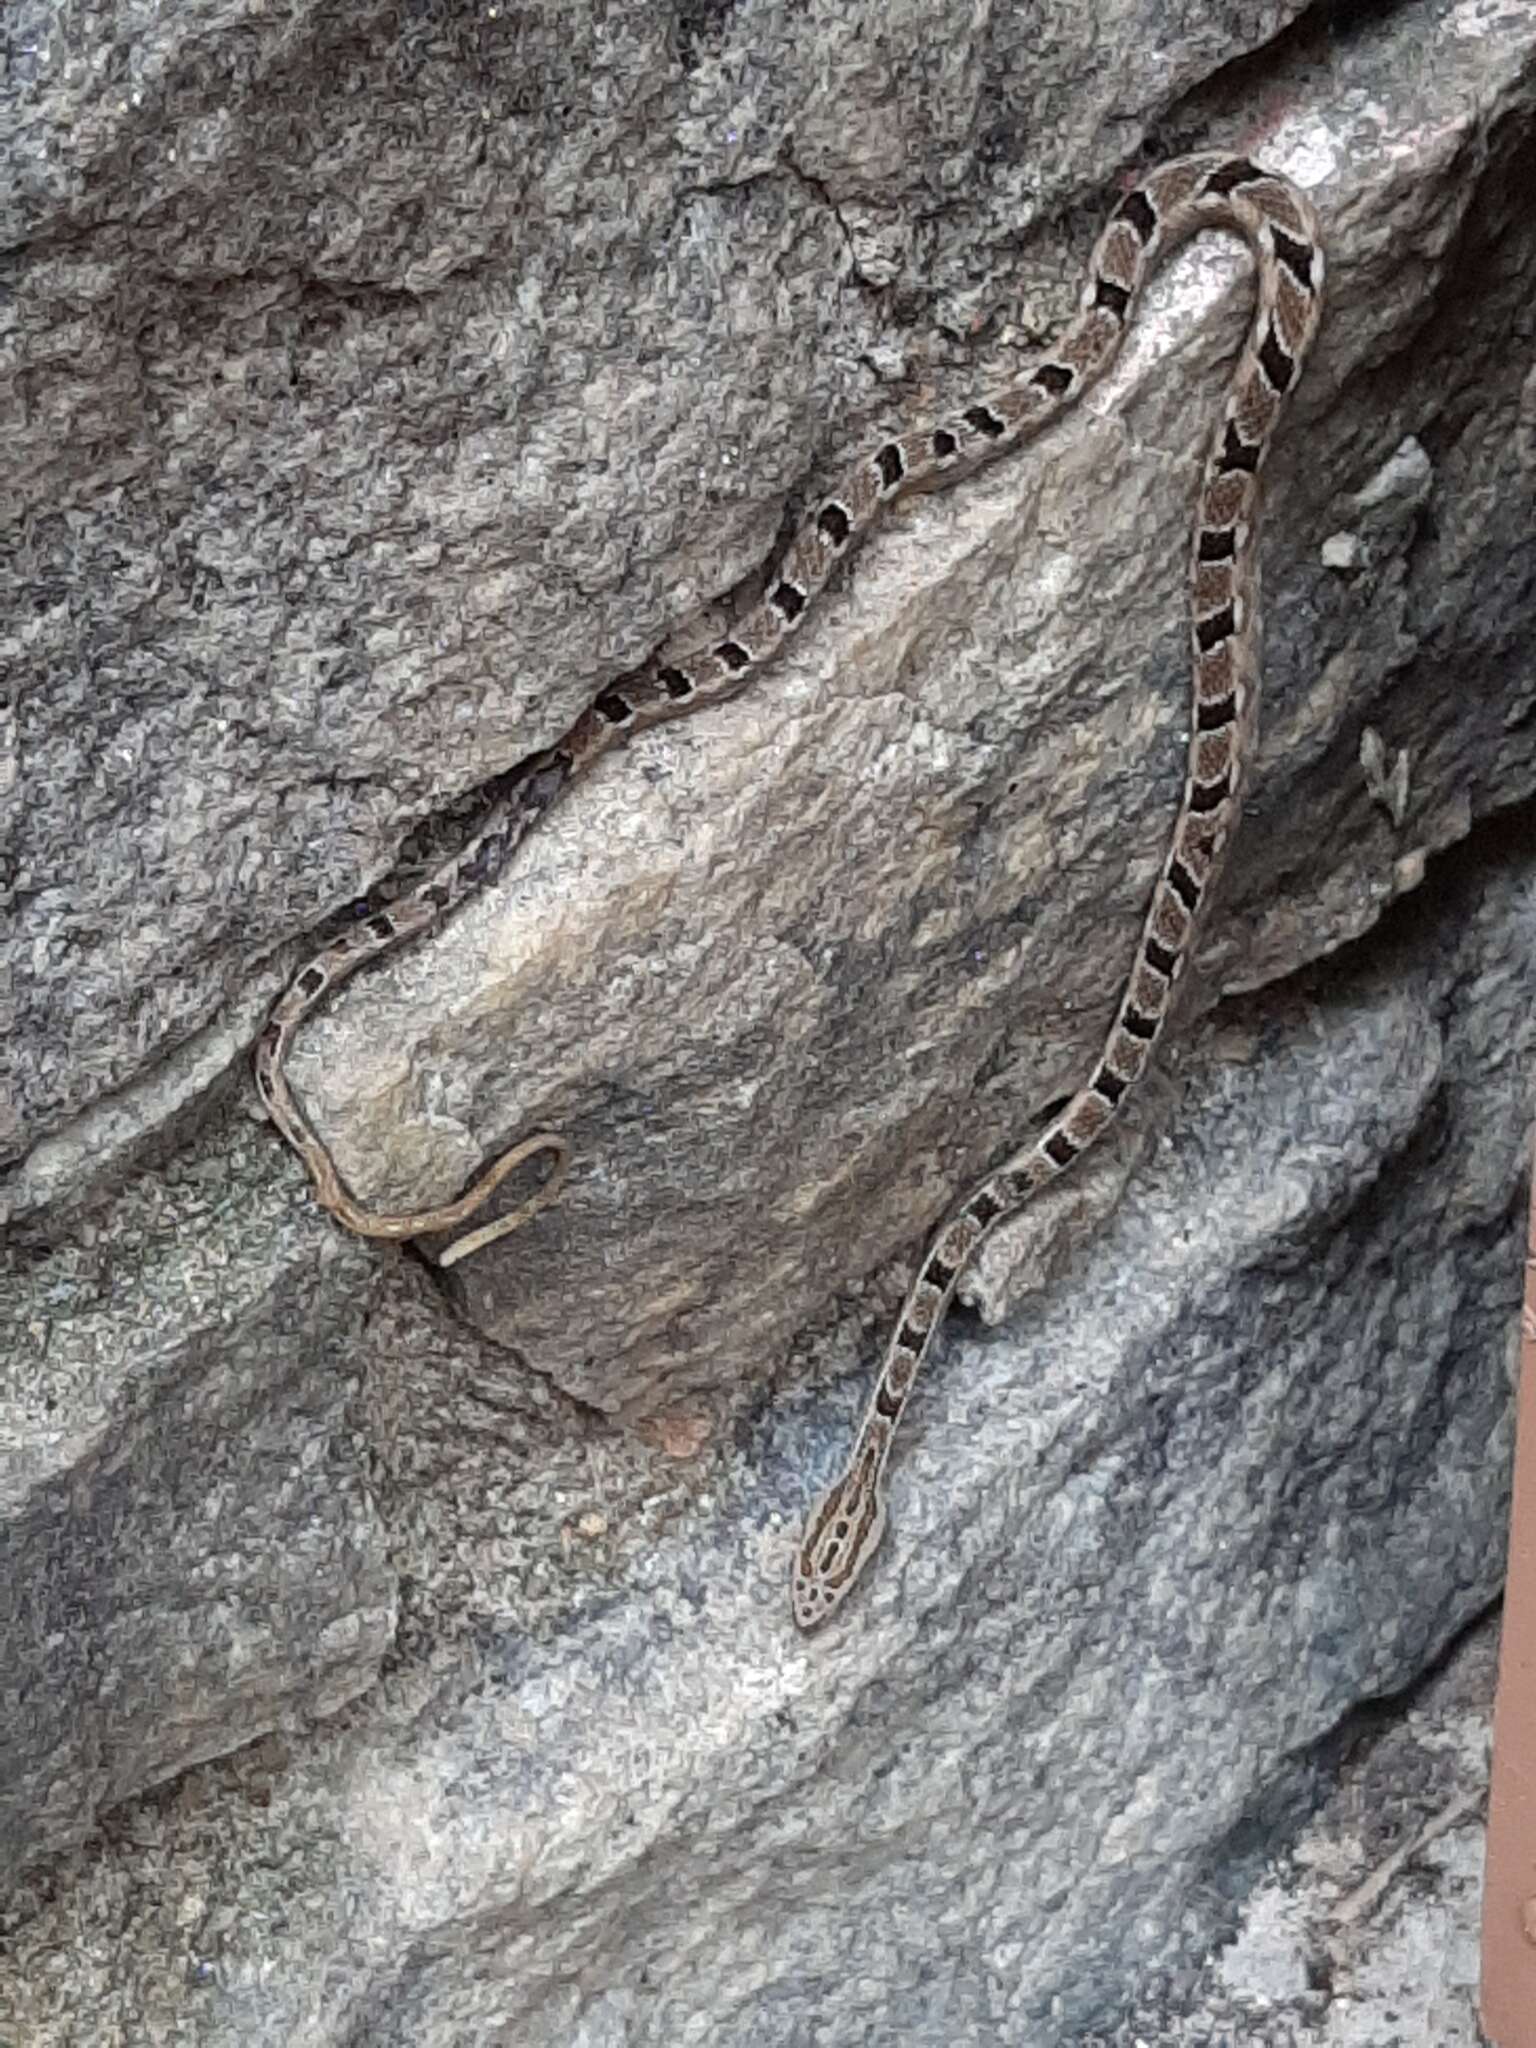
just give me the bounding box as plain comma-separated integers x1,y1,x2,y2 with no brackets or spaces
250,152,1325,1627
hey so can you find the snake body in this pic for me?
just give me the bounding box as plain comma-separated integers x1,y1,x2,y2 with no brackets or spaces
791,156,1324,1627
251,154,1325,1625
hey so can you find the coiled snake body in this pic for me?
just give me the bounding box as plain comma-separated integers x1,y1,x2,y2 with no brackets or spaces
253,154,1325,1631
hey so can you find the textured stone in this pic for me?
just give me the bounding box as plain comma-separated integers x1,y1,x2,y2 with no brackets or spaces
286,35,1536,1416
1,0,1533,2039
0,1121,394,1872
0,777,1527,2047
6,7,1532,1423
1,0,1302,1166
1117,1612,1497,2045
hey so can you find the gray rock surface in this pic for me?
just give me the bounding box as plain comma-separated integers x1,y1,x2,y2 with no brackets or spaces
0,1134,395,1872
1112,1607,1498,2046
2,0,1534,2039
1,0,1310,1164
17,0,1530,1422
2,729,1527,2046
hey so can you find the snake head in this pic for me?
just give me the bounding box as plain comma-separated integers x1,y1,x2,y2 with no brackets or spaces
791,1457,888,1632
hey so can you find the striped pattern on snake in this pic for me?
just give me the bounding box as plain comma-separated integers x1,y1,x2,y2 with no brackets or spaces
791,155,1324,1628
250,155,1324,1625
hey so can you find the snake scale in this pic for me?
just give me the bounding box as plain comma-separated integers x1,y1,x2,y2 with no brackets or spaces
252,153,1325,1631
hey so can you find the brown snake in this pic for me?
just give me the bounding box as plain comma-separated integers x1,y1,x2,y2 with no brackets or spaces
251,154,1325,1628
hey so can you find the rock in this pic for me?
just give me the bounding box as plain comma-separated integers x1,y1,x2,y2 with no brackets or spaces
0,1127,394,1872
1117,1608,1498,2045
2,0,1534,2037
1,772,1527,2047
